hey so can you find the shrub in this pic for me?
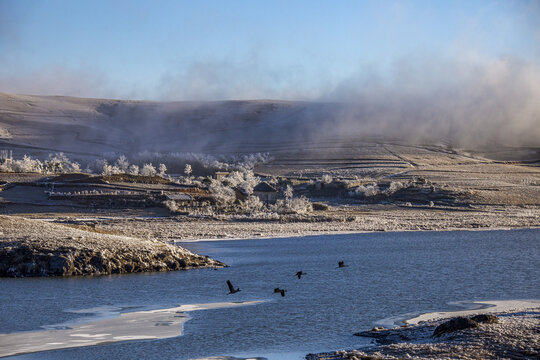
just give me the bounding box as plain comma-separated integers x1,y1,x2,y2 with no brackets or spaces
243,196,264,212
271,196,312,214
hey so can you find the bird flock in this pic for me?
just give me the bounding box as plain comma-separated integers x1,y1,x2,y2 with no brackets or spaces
226,261,347,297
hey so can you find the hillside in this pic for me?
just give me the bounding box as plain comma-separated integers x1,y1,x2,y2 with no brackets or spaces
2,92,538,166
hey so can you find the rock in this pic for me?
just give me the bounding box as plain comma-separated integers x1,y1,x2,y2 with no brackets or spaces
470,314,498,324
433,317,479,337
123,263,133,272
354,327,411,345
25,261,39,275
48,255,73,275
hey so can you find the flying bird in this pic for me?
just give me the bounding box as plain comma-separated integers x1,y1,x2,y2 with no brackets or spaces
295,271,306,279
227,280,240,294
273,288,286,297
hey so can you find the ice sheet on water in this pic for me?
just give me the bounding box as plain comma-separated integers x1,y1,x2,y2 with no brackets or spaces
0,300,263,358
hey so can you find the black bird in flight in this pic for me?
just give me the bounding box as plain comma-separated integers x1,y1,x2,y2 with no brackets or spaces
273,288,286,297
338,261,348,268
227,280,241,294
295,271,305,279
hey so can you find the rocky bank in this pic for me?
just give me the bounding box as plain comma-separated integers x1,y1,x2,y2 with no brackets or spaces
0,215,224,277
306,310,540,360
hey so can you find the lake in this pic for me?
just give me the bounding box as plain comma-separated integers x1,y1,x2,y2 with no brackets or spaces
1,229,539,359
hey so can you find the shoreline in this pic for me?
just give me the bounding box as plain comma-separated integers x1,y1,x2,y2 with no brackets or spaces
2,208,538,277
0,215,225,277
57,204,539,244
374,299,540,329
308,300,540,360
174,225,540,243
405,299,540,325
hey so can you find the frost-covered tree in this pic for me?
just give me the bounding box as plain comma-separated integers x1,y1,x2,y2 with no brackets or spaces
140,163,157,177
223,169,260,195
209,179,235,204
95,159,120,175
128,164,139,175
114,155,130,173
243,195,264,212
44,153,80,174
184,164,192,176
158,163,167,177
284,184,293,199
9,155,44,173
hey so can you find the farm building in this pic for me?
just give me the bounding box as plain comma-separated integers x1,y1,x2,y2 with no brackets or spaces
253,182,278,203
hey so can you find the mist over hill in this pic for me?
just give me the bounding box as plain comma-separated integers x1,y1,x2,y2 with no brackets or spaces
0,90,539,165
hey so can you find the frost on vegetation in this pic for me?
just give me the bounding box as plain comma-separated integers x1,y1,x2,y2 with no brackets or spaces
49,189,138,197
180,163,193,184
209,179,236,204
44,153,81,174
1,150,270,179
131,151,271,174
387,181,407,194
284,184,294,199
158,163,167,177
163,200,178,212
222,169,260,195
89,155,150,176
321,174,333,184
128,164,139,175
204,168,261,200
271,196,312,214
94,159,117,175
140,163,157,177
84,155,128,175
350,183,381,197
1,152,83,174
242,195,264,212
1,155,43,173
114,155,130,173
349,181,410,198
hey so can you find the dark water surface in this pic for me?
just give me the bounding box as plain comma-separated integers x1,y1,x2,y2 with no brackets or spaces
1,229,539,359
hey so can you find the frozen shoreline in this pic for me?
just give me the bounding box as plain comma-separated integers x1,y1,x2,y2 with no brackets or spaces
405,299,540,325
176,226,540,243
308,300,540,360
0,301,262,358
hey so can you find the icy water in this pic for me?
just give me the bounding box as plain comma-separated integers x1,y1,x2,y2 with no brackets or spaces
1,229,539,359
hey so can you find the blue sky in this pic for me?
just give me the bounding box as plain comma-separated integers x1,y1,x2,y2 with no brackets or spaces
1,0,538,100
